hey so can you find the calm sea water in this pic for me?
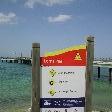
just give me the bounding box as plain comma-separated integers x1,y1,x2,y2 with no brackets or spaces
0,61,31,112
0,61,112,111
93,67,112,111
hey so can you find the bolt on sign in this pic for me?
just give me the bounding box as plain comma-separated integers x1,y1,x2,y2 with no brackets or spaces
40,44,87,112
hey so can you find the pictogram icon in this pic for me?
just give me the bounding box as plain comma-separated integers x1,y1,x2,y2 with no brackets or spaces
74,53,82,60
49,69,57,77
48,88,56,96
49,80,55,86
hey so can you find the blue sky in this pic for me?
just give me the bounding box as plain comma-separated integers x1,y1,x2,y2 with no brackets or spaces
0,0,112,58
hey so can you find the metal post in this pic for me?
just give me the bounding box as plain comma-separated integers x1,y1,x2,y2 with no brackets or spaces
31,43,40,112
85,36,94,112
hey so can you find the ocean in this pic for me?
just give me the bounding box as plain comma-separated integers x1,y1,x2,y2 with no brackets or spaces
0,61,31,112
92,66,112,111
0,61,112,112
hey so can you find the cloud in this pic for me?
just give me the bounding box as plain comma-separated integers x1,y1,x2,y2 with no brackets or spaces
48,14,72,23
25,0,74,8
0,12,17,24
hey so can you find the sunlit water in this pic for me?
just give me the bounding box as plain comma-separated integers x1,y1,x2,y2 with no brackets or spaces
0,61,31,112
0,61,112,111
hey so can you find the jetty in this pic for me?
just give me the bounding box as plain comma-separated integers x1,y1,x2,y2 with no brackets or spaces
1,57,112,83
93,60,112,84
0,57,32,65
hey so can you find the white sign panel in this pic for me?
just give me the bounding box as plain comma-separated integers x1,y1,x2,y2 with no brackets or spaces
40,45,87,112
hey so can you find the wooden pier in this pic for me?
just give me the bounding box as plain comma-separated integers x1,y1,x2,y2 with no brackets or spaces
1,57,32,65
94,64,112,84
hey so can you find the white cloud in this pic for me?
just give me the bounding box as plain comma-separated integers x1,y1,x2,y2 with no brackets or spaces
25,0,74,8
48,14,72,23
0,12,17,24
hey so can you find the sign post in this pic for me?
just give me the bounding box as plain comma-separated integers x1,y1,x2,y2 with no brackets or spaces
32,43,40,112
31,36,94,112
85,36,94,112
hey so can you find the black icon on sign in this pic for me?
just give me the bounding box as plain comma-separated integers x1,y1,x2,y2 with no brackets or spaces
49,80,55,86
48,110,51,112
65,109,67,112
74,109,78,111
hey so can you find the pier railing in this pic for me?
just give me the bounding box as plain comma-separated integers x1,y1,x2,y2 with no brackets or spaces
1,57,32,65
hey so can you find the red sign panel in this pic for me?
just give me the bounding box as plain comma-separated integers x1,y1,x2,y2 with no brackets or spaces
41,49,86,66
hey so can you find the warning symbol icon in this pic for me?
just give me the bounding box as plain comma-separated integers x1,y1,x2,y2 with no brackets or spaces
74,53,82,60
49,69,57,77
49,80,55,86
48,89,56,96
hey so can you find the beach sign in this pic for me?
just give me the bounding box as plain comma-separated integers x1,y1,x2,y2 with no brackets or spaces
40,44,87,112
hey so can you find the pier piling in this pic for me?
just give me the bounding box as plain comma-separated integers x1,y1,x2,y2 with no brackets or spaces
98,67,100,79
109,68,112,84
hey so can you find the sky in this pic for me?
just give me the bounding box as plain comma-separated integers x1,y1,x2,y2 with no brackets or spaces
0,0,112,58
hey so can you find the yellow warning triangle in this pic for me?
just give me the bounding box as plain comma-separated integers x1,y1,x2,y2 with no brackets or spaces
74,53,82,60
